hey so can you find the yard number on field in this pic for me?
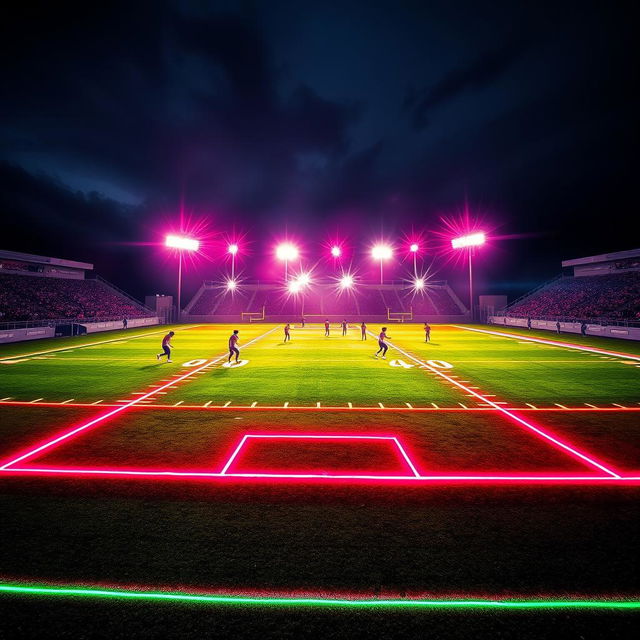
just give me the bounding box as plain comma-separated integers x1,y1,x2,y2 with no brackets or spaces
426,359,453,369
389,359,415,369
222,359,250,368
182,359,207,367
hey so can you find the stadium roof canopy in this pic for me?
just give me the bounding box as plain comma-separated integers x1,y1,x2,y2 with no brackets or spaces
0,249,93,271
562,248,640,268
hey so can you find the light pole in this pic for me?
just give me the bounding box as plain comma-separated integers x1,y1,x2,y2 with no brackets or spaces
276,243,299,282
451,232,485,321
228,243,238,280
371,245,392,284
410,243,419,277
165,234,200,322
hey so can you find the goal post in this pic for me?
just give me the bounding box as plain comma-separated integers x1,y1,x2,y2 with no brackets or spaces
241,306,265,322
387,307,413,323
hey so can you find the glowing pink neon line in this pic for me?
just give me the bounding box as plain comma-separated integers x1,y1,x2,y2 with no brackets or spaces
452,325,640,362
4,467,639,483
218,434,419,477
376,333,621,478
0,326,280,470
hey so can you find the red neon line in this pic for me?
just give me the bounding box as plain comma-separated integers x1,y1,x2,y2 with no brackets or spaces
2,401,639,413
392,437,421,477
452,325,640,362
0,326,280,470
379,334,621,478
3,467,639,483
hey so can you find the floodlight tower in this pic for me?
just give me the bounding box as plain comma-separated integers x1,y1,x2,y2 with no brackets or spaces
410,243,419,277
228,243,239,280
165,234,200,321
451,232,486,321
276,243,299,282
371,245,392,284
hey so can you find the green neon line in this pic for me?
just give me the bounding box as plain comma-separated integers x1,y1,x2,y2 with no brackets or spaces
1,585,639,609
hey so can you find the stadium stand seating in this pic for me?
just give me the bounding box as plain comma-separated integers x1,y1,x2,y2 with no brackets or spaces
506,272,640,321
0,274,153,322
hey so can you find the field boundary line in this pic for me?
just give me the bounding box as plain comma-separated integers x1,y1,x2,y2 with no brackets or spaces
0,325,279,470
0,325,204,362
451,325,640,362
373,331,621,478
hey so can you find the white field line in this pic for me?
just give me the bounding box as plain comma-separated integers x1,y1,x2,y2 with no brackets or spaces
0,325,279,470
0,325,205,363
451,325,640,362
371,330,620,478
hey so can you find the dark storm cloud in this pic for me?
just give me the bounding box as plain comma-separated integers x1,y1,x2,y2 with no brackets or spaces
405,39,533,130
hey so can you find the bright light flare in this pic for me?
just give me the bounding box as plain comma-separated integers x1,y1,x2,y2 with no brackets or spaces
297,272,311,287
165,235,200,251
331,246,342,258
288,280,301,294
413,277,425,290
451,232,486,249
410,243,419,253
228,244,239,255
371,245,392,260
226,279,237,291
339,274,354,289
276,243,299,261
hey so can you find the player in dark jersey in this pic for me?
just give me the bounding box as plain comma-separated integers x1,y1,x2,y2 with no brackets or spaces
375,327,390,359
324,319,330,337
424,322,431,342
284,323,291,342
156,331,175,363
341,319,348,336
301,317,305,328
228,329,240,363
361,321,367,340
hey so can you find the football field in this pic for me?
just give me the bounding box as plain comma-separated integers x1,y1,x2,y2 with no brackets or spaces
0,323,639,636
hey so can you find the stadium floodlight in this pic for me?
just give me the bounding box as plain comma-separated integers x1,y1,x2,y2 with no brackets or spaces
228,244,239,278
409,243,420,275
410,243,419,253
288,280,301,294
451,232,486,320
451,232,485,249
165,234,200,321
297,272,311,287
331,246,342,258
414,277,425,291
276,243,299,281
226,279,237,291
339,274,354,290
371,244,393,284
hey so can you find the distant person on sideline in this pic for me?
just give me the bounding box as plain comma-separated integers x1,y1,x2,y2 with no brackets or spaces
342,319,348,336
424,322,431,342
301,316,305,328
361,321,367,340
375,327,390,359
156,331,174,363
228,329,240,363
123,317,128,329
324,319,330,337
284,323,291,342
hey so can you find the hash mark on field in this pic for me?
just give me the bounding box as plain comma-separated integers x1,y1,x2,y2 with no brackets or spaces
316,402,321,408
60,399,75,404
173,401,184,407
613,403,627,408
0,397,12,401
526,403,538,409
348,402,352,408
203,401,212,407
378,403,385,408
29,398,44,403
554,403,568,409
251,402,258,407
90,400,103,405
431,402,439,408
223,401,231,407
283,402,289,408
585,403,597,408
458,403,468,409
405,402,413,409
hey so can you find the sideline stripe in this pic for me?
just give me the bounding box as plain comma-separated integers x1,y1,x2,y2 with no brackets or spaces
451,325,640,362
0,325,203,363
1,583,638,609
0,326,279,470
373,331,621,478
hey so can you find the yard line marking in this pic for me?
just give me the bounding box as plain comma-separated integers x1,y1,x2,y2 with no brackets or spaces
60,399,75,404
458,403,468,409
376,331,621,478
29,398,44,403
431,403,439,408
173,401,184,407
554,404,568,409
316,402,321,408
90,400,103,405
405,403,413,409
584,403,597,408
452,325,640,362
0,397,12,401
0,325,280,470
526,403,538,409
348,402,353,408
203,401,212,407
284,402,289,408
613,403,627,408
251,402,258,408
378,403,385,408
223,401,231,407
0,325,202,363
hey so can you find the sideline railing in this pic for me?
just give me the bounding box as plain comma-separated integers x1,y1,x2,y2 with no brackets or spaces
0,315,156,331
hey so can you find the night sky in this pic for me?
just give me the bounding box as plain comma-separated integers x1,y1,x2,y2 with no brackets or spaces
1,1,637,302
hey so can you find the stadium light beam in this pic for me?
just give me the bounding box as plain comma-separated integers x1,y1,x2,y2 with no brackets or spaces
226,279,237,292
339,274,354,290
410,243,419,276
451,232,486,322
165,234,200,321
276,243,299,281
371,245,392,284
331,246,342,258
414,277,425,291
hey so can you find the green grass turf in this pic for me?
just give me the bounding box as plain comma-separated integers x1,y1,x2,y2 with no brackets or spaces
388,325,639,406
